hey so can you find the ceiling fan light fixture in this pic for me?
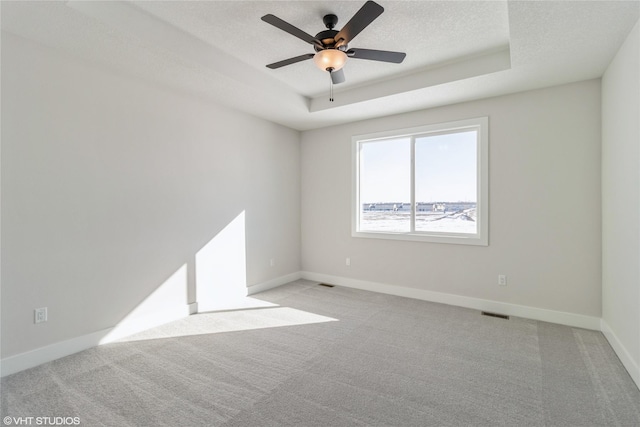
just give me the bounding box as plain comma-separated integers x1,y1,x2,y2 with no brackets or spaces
313,49,347,72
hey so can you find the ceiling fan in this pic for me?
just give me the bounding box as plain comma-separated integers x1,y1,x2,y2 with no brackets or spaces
261,0,406,94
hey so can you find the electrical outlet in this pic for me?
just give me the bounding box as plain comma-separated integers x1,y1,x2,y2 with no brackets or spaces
270,258,275,267
346,257,351,266
35,307,48,324
498,275,507,286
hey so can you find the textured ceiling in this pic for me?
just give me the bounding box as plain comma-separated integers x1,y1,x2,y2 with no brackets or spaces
1,1,639,130
133,1,510,97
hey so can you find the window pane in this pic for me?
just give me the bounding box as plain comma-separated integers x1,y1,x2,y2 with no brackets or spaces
415,131,477,234
359,138,410,232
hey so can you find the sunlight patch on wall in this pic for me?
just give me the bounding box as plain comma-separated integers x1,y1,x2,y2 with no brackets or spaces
195,211,253,312
100,264,189,344
99,210,263,345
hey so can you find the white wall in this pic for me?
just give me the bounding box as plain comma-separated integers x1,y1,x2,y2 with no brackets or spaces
1,32,301,360
301,80,601,321
601,20,640,387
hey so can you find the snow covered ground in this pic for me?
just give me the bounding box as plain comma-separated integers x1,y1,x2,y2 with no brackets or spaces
360,208,477,234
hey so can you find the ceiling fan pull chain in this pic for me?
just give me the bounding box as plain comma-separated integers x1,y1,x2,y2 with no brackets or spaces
330,75,333,102
329,69,334,102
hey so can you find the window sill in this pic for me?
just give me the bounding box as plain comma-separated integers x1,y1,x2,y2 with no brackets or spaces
352,230,488,246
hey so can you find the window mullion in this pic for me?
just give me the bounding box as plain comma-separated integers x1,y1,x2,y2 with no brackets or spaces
410,136,416,233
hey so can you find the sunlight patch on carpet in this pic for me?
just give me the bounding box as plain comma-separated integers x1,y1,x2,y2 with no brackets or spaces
114,307,338,342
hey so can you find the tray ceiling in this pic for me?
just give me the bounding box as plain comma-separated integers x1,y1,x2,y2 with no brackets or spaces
1,1,638,130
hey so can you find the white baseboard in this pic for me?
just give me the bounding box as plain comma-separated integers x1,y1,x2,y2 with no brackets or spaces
247,271,303,296
0,270,303,377
601,319,640,389
0,303,193,378
301,271,601,331
0,271,616,380
188,302,198,315
0,327,111,378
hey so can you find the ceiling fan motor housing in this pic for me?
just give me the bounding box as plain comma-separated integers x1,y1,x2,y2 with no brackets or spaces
314,29,347,52
314,14,348,52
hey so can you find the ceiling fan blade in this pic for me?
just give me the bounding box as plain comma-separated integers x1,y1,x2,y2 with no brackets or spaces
347,48,406,63
266,53,315,69
261,14,322,48
331,68,346,84
334,1,384,47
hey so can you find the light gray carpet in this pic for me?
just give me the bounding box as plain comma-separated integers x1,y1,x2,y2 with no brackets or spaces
2,280,639,426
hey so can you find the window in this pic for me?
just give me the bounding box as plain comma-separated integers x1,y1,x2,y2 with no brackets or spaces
352,117,488,245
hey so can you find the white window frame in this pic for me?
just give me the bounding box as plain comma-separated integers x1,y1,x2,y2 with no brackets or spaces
352,117,489,246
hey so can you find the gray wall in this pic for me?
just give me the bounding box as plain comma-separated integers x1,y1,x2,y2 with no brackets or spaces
602,20,640,385
301,80,602,317
1,33,301,358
